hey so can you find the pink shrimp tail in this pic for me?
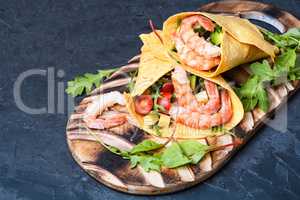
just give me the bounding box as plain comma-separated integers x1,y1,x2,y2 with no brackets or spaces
84,114,127,130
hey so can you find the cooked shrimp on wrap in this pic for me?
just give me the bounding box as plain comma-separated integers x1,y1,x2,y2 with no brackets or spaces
125,31,244,139
163,12,278,77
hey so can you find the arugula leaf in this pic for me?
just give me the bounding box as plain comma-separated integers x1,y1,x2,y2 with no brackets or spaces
237,75,269,112
261,28,300,50
106,145,130,158
256,84,269,112
130,140,163,154
237,48,299,112
65,76,93,97
238,75,259,98
283,28,300,39
273,49,296,84
126,71,137,93
161,143,191,168
288,55,300,81
178,140,210,164
241,97,258,112
275,49,297,70
150,123,162,136
130,155,161,172
250,60,274,81
211,125,224,133
93,138,239,172
190,151,207,164
150,81,168,114
65,68,118,97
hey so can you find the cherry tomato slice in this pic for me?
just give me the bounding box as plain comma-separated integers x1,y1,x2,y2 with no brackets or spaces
160,82,174,94
161,92,172,100
134,95,153,115
157,96,172,111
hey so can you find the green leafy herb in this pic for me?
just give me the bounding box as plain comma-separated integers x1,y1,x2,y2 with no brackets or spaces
256,83,269,112
283,28,300,38
276,49,297,69
99,139,163,172
161,143,191,168
130,155,162,172
106,145,130,158
150,123,162,136
126,70,138,93
288,54,300,81
107,139,237,171
237,48,300,112
249,60,274,81
194,26,207,35
241,97,258,112
130,140,163,154
150,80,165,114
85,124,239,172
66,68,118,97
178,140,210,164
238,72,270,112
274,49,298,82
211,125,224,133
261,28,300,50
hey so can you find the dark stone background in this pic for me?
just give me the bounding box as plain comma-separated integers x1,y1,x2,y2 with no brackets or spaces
0,0,300,199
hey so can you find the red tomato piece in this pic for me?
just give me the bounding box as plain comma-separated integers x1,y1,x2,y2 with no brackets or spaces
157,96,172,111
160,82,174,94
134,95,153,115
161,92,172,100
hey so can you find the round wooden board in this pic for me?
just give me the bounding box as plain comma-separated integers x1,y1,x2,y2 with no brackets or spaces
66,1,300,195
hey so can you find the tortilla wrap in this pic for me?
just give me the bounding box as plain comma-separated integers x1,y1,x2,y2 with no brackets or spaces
126,31,244,138
162,12,279,77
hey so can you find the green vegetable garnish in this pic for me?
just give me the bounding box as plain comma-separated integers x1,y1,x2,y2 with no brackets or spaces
86,122,241,172
236,27,300,112
261,28,300,50
210,26,223,46
85,124,240,172
130,155,162,172
189,74,197,90
194,26,207,35
130,140,163,154
178,140,210,164
237,49,299,112
161,143,191,168
65,68,119,97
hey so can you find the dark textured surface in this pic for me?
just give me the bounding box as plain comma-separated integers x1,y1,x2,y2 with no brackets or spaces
0,0,300,199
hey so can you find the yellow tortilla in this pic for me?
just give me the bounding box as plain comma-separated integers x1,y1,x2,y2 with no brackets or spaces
126,31,244,138
162,12,279,77
131,31,177,96
125,74,244,138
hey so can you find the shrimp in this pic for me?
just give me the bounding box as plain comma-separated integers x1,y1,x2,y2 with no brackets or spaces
176,90,232,129
170,66,232,129
83,91,127,130
180,15,215,33
173,15,221,70
171,66,221,114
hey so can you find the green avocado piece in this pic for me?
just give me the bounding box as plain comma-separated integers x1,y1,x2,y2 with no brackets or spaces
189,74,197,90
210,26,223,46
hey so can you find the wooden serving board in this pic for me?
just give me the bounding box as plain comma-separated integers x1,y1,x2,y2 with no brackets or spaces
66,1,300,195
